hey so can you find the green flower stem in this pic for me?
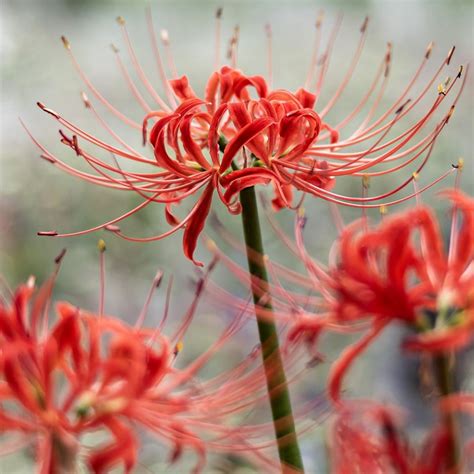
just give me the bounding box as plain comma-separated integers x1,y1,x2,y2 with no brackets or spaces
433,353,460,472
51,433,78,472
239,185,304,472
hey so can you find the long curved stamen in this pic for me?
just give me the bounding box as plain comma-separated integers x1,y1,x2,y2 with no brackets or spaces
35,249,67,337
37,191,162,237
60,36,141,129
170,262,218,344
110,44,153,113
80,91,146,156
307,72,463,169
322,101,408,173
328,41,391,136
294,211,335,299
228,25,240,69
342,42,394,138
265,23,273,88
289,123,443,198
323,101,450,175
45,131,174,188
288,165,455,209
135,270,164,329
37,102,155,164
207,238,314,314
109,184,212,242
41,149,171,190
304,10,324,90
447,161,464,265
208,215,321,298
146,6,177,108
314,13,343,104
360,121,445,177
22,121,152,191
313,43,440,148
157,275,173,332
116,16,171,111
346,45,457,143
105,152,212,203
312,60,464,153
98,239,106,317
77,144,211,197
160,29,178,79
319,16,370,119
159,304,252,397
215,7,223,70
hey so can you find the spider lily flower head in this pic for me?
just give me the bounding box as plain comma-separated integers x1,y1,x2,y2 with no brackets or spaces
29,9,466,265
330,399,460,474
138,67,331,264
280,186,473,401
0,254,287,473
329,187,474,349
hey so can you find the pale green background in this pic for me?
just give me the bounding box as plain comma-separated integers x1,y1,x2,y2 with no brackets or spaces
1,0,473,472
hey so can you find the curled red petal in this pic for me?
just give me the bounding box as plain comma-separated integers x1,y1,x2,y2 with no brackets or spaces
165,202,180,226
183,181,215,266
3,353,41,414
221,167,278,204
89,418,137,474
169,75,197,101
223,175,272,205
204,70,220,112
153,118,194,177
321,122,340,144
271,182,293,211
180,115,211,170
227,101,251,128
208,103,228,166
295,88,316,109
219,118,274,173
403,322,474,353
149,112,178,148
227,102,270,161
234,74,268,99
445,190,474,276
328,321,387,403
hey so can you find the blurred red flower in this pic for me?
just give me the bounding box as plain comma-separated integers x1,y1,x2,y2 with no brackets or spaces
0,270,283,473
286,188,473,401
330,399,461,474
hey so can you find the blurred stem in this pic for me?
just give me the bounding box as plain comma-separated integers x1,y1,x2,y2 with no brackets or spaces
433,353,460,472
51,433,77,473
239,185,304,472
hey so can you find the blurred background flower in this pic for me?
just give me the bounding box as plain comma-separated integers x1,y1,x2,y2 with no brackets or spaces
1,0,473,472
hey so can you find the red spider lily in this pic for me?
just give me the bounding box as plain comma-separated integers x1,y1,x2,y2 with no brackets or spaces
331,188,473,324
204,186,473,402
0,261,306,473
329,399,460,474
27,9,466,264
296,187,473,401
